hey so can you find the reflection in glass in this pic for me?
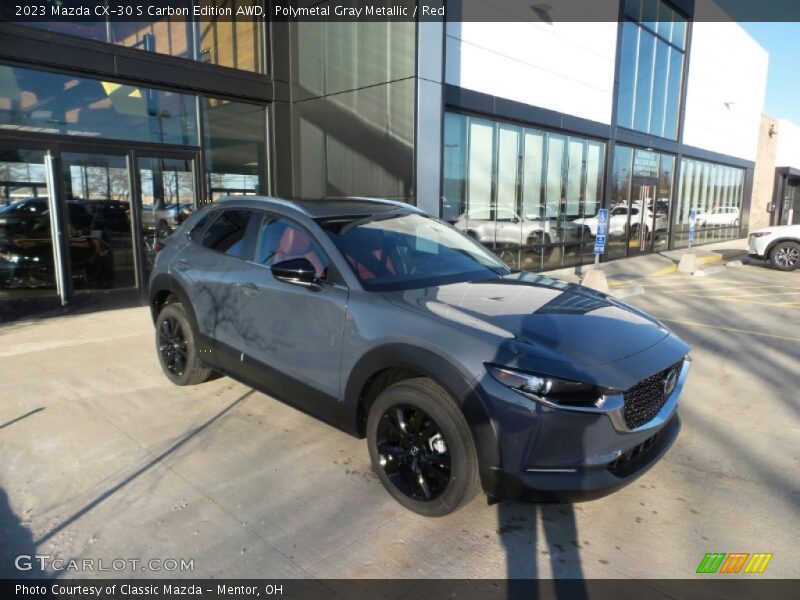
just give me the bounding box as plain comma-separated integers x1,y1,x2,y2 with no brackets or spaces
202,98,268,202
0,149,57,301
27,7,268,74
443,113,467,223
138,157,196,278
617,0,686,139
0,65,198,146
61,153,135,291
445,112,605,272
675,158,745,248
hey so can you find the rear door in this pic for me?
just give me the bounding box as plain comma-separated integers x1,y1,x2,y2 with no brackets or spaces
234,212,349,408
173,208,255,364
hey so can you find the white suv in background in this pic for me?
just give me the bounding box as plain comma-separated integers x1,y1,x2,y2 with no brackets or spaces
748,224,800,271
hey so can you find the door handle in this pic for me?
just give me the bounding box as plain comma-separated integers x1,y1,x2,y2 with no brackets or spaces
175,260,191,271
241,282,259,294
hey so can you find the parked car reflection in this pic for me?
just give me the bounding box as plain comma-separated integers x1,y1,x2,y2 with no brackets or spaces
0,197,117,290
453,208,587,248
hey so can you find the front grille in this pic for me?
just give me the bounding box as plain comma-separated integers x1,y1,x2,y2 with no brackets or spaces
623,359,684,429
608,429,662,477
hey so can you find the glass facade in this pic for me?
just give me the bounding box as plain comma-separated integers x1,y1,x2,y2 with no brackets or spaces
0,65,198,145
0,62,270,311
617,0,686,140
442,112,605,271
675,158,745,248
28,2,268,74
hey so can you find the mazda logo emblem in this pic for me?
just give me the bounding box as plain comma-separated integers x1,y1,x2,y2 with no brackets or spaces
663,367,679,397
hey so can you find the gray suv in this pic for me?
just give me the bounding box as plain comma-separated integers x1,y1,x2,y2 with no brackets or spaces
149,196,690,516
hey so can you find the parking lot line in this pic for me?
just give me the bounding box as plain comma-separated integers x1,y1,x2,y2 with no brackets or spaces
656,293,800,308
652,317,800,342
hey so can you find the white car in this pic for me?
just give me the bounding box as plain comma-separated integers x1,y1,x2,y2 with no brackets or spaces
574,203,666,237
748,224,800,271
698,206,740,228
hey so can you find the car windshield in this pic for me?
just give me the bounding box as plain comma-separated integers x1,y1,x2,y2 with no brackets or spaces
317,211,510,291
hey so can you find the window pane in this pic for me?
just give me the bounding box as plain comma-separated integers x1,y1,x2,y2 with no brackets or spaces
467,120,495,216
496,125,521,217
649,40,670,138
202,98,268,202
202,210,251,257
545,135,565,218
442,113,467,223
617,22,639,130
0,65,197,145
522,130,545,219
566,139,584,218
634,30,656,133
664,46,683,140
671,17,687,50
585,142,604,217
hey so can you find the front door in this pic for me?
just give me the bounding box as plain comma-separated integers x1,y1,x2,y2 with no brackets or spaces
236,213,349,409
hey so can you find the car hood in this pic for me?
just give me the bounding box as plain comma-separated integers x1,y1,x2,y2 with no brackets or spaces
385,272,671,366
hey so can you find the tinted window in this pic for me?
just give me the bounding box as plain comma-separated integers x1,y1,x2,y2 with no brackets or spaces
318,212,509,291
188,212,212,244
256,216,330,280
201,210,251,258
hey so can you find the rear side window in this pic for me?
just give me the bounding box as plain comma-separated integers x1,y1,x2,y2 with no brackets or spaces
188,212,213,243
200,210,252,258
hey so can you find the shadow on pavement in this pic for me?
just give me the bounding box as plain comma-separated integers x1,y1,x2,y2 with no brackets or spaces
0,487,50,578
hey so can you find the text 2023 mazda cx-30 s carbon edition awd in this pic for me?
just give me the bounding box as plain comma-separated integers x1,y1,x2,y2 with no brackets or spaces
149,197,690,516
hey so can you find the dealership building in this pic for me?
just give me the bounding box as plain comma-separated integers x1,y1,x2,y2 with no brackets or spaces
0,0,785,319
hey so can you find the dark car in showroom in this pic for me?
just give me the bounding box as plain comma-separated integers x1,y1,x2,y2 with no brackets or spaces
0,197,116,290
148,196,690,516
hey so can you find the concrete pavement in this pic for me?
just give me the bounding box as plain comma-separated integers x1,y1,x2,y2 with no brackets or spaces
0,261,797,579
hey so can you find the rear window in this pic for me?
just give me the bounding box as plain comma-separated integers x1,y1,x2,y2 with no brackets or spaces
200,210,251,258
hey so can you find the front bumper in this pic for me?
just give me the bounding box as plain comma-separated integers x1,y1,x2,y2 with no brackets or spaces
748,234,770,258
476,359,689,502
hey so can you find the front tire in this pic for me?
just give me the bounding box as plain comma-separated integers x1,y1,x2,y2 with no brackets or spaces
155,303,213,385
367,378,480,517
770,241,800,271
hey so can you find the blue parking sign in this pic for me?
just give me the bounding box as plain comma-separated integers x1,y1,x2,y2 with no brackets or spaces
594,209,609,255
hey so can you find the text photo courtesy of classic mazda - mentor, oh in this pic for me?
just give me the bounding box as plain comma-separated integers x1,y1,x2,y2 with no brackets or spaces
148,196,690,517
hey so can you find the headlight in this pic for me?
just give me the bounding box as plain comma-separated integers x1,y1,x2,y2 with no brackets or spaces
749,232,770,238
486,364,613,408
0,251,21,263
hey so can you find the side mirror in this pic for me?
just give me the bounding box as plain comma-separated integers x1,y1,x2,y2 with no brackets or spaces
271,258,318,286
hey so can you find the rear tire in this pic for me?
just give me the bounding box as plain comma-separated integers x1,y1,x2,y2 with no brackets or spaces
155,303,213,385
367,378,480,517
769,241,800,271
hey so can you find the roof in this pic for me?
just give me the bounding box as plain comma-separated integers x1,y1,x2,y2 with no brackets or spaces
216,195,423,219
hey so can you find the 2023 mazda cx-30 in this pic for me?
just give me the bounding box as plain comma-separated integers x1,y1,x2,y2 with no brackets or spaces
149,196,690,516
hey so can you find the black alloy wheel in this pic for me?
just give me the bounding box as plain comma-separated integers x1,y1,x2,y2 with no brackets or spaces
155,303,214,385
367,378,480,516
375,404,452,502
158,315,187,377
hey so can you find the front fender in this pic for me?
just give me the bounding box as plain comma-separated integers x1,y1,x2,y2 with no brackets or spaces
344,343,503,495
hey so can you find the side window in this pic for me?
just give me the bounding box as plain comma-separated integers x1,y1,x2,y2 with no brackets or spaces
255,215,331,280
200,209,251,258
188,212,212,244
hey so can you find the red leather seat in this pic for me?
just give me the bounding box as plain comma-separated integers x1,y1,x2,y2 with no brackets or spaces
274,226,325,277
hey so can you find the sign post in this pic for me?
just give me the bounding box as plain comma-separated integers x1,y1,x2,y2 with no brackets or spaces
594,208,609,265
688,207,697,250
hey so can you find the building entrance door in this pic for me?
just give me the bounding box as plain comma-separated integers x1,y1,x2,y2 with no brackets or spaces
627,183,657,256
134,153,199,281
